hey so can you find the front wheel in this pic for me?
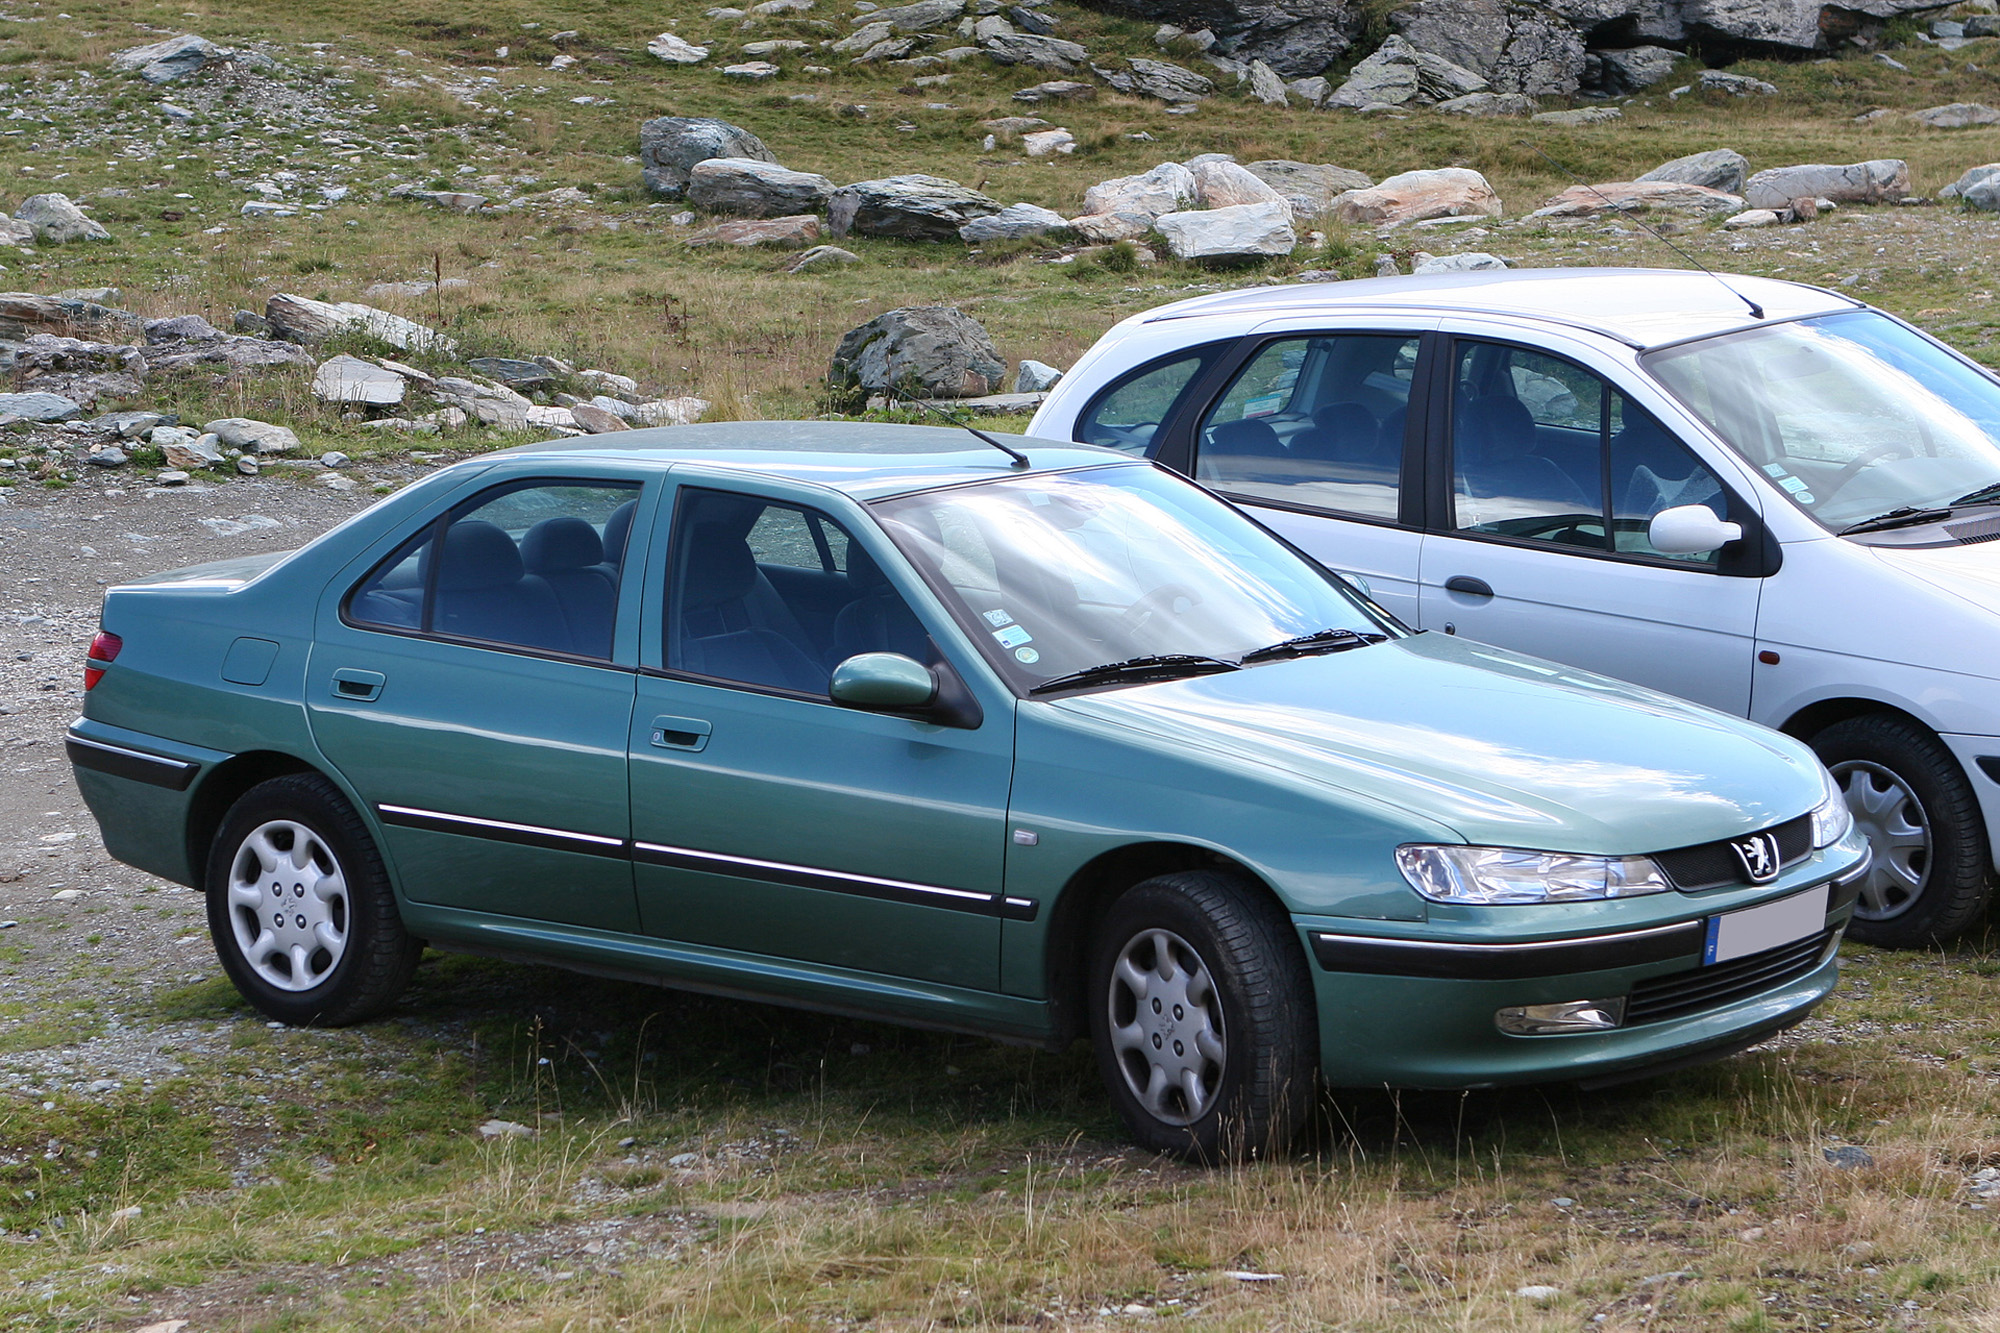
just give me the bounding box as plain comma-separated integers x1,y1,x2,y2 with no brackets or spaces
1087,870,1316,1161
1811,714,1991,948
205,773,421,1025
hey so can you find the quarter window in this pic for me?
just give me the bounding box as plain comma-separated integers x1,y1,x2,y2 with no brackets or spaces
1075,346,1220,456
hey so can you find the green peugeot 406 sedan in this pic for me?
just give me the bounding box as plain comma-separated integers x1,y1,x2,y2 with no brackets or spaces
69,422,1868,1158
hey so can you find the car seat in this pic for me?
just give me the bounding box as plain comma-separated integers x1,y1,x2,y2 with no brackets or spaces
431,519,573,653
676,525,827,693
522,515,618,658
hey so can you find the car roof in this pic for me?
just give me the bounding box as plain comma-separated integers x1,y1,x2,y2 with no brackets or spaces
1127,267,1865,350
487,420,1130,500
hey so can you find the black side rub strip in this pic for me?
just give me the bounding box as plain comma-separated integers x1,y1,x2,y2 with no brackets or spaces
65,731,199,791
378,804,628,858
1311,920,1706,979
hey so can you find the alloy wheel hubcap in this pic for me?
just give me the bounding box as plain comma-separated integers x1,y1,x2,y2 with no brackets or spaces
1106,927,1225,1126
226,820,349,991
1833,760,1930,921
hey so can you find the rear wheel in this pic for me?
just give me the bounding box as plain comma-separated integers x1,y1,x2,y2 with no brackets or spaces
206,773,421,1025
1811,714,1991,948
1087,870,1315,1161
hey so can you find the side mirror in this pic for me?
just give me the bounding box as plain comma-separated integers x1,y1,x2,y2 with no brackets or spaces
1344,573,1373,600
1648,504,1743,556
830,652,938,710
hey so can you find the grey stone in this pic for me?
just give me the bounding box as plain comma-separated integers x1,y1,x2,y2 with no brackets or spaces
144,314,223,344
1969,14,2000,36
0,214,35,248
91,410,167,439
981,32,1090,68
828,305,1007,402
110,33,222,83
160,433,225,469
205,417,300,454
1721,207,1784,228
233,309,272,336
1242,161,1374,219
959,202,1074,240
873,0,966,30
743,39,813,55
16,194,112,243
1743,160,1909,210
1011,5,1059,33
647,31,711,63
913,390,1047,415
1154,201,1298,261
571,402,631,433
1287,75,1331,104
1941,162,2000,200
639,116,778,197
1591,44,1678,93
828,174,1003,239
1092,58,1216,102
688,158,836,216
1329,34,1488,108
85,446,129,468
788,244,862,271
1015,358,1063,392
1190,159,1289,212
1411,251,1510,273
1434,91,1537,115
851,37,922,62
1915,102,2000,128
1962,176,2000,210
1247,59,1289,104
1638,148,1751,195
466,357,558,390
1530,180,1744,218
1083,161,1200,222
0,392,81,422
832,21,896,52
1389,1,1583,96
148,334,311,375
1698,69,1777,96
1823,1145,1874,1170
1013,78,1094,101
430,378,535,431
265,293,456,353
687,214,824,247
1332,167,1502,225
1532,106,1620,125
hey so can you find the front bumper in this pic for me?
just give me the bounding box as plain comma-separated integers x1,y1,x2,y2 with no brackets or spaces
1301,843,1866,1089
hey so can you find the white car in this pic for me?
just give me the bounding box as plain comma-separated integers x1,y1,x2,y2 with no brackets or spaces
1030,268,2000,949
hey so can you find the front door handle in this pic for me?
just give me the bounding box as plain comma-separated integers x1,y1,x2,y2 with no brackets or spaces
1443,575,1494,600
331,668,385,702
649,715,712,751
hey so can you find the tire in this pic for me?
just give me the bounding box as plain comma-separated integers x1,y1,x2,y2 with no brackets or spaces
205,773,421,1025
1811,714,1992,949
1086,870,1316,1161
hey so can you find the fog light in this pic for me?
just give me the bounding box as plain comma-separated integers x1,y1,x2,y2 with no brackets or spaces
1496,997,1627,1035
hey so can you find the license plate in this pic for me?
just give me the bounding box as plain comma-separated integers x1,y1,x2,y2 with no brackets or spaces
1704,884,1829,965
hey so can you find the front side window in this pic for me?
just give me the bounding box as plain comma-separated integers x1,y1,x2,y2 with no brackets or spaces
872,464,1391,695
346,480,639,658
1450,341,1728,564
1193,333,1419,520
1075,347,1220,456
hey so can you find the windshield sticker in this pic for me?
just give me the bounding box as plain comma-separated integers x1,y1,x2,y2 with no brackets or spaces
1241,394,1285,418
1763,464,1790,477
1015,646,1040,664
1796,492,1816,504
1777,475,1810,494
983,609,1015,627
993,624,1033,649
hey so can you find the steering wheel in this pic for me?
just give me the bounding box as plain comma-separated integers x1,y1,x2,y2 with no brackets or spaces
1820,440,1916,501
1120,583,1201,637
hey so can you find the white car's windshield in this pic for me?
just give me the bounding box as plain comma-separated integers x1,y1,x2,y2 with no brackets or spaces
1643,310,2000,532
872,464,1391,694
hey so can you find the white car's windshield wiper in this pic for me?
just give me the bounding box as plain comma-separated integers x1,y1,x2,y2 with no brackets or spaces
1237,627,1389,665
1027,653,1240,695
1838,506,1954,536
1951,480,2000,508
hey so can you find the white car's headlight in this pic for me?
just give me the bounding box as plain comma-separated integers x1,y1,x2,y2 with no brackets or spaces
1396,844,1670,905
1811,766,1853,849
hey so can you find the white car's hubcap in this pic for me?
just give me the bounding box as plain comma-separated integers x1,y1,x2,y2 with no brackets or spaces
1834,760,1930,921
1107,927,1225,1126
226,820,349,991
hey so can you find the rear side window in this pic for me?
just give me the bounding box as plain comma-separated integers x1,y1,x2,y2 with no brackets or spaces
1074,345,1223,456
346,480,641,659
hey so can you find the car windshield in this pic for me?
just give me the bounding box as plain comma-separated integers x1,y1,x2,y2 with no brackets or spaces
871,464,1391,694
1642,310,2000,531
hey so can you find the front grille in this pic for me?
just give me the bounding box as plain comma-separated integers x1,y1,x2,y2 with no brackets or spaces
1624,927,1835,1026
1948,514,2000,545
1652,815,1811,892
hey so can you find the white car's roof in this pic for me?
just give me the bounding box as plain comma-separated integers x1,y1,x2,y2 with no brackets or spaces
1131,267,1864,350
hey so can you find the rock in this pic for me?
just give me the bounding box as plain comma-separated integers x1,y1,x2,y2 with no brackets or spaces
1068,213,1151,242
1823,1144,1874,1170
1013,78,1094,101
144,314,223,343
828,305,1007,403
959,202,1073,240
688,214,824,247
722,60,783,78
322,451,350,468
1015,359,1063,392
1155,200,1297,261
313,354,406,405
1916,102,2000,128
0,213,33,247
832,21,895,52
16,194,112,243
156,470,191,485
1743,160,1908,210
0,293,142,343
743,39,813,55
1637,148,1751,195
982,32,1090,68
1874,52,1908,70
1529,180,1744,218
1329,35,1488,108
1434,91,1536,115
92,410,166,438
1971,15,2000,36
432,377,535,430
828,174,1003,240
1190,159,1288,213
1332,167,1502,226
1594,45,1679,93
1389,2,1582,96
571,402,631,433
630,397,710,426
466,357,558,390
1011,5,1059,33
147,334,311,375
788,244,863,272
1698,69,1777,96
1083,161,1199,223
577,368,638,395
397,189,488,213
1412,251,1510,273
1022,128,1077,155
983,114,1049,135
1092,58,1216,102
233,309,273,336
1722,208,1783,228
871,0,966,28
478,1119,537,1139
639,116,777,197
86,445,129,467
265,293,456,354
1288,75,1330,105
852,36,922,61
1515,1286,1561,1303
161,434,225,469
1243,161,1373,219
240,201,298,220
0,392,81,422
1531,106,1620,125
687,158,836,217
1942,163,2000,202
110,33,223,83
1247,59,1289,104
206,417,300,454
647,32,711,63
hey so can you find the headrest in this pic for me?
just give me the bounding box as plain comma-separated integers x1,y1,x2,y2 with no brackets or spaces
1309,400,1377,448
681,525,758,610
601,500,636,566
1209,418,1284,456
521,515,604,575
846,541,890,594
1467,395,1536,458
433,520,523,592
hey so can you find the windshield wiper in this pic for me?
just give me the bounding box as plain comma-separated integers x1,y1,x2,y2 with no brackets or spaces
1238,627,1390,666
1028,653,1240,695
1837,506,1953,536
1952,480,2000,508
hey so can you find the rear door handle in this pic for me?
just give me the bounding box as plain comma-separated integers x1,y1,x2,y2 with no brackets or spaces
331,668,385,702
649,715,712,751
1443,575,1494,600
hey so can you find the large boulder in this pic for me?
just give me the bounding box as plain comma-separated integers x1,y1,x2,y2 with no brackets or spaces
110,33,223,83
0,391,82,422
1637,148,1750,195
687,158,835,217
265,293,456,354
1328,34,1487,107
828,306,1007,402
1082,162,1199,222
687,214,824,247
0,213,33,248
1154,201,1297,261
872,0,967,29
1915,103,2000,129
1434,91,1537,115
1591,45,1679,93
1242,161,1373,219
982,32,1091,68
1388,0,1583,96
1091,58,1216,101
1940,162,2000,201
314,355,406,405
1331,167,1502,226
1189,159,1289,211
16,194,111,243
0,293,143,343
205,417,301,454
1743,160,1909,209
829,175,1004,240
1528,180,1745,218
647,32,711,63
640,117,777,197
959,203,1074,241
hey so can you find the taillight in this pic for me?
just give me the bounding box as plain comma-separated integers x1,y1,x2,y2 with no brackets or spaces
84,630,122,690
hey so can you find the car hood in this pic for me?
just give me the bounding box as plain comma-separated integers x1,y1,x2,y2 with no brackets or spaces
1049,632,1824,856
1867,538,2000,618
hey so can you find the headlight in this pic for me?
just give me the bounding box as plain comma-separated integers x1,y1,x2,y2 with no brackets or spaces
1811,766,1852,849
1396,844,1670,905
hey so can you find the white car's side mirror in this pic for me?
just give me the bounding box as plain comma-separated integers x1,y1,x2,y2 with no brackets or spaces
1648,504,1743,555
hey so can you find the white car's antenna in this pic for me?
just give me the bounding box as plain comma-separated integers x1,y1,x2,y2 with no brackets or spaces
1524,141,1765,321
895,395,1033,468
